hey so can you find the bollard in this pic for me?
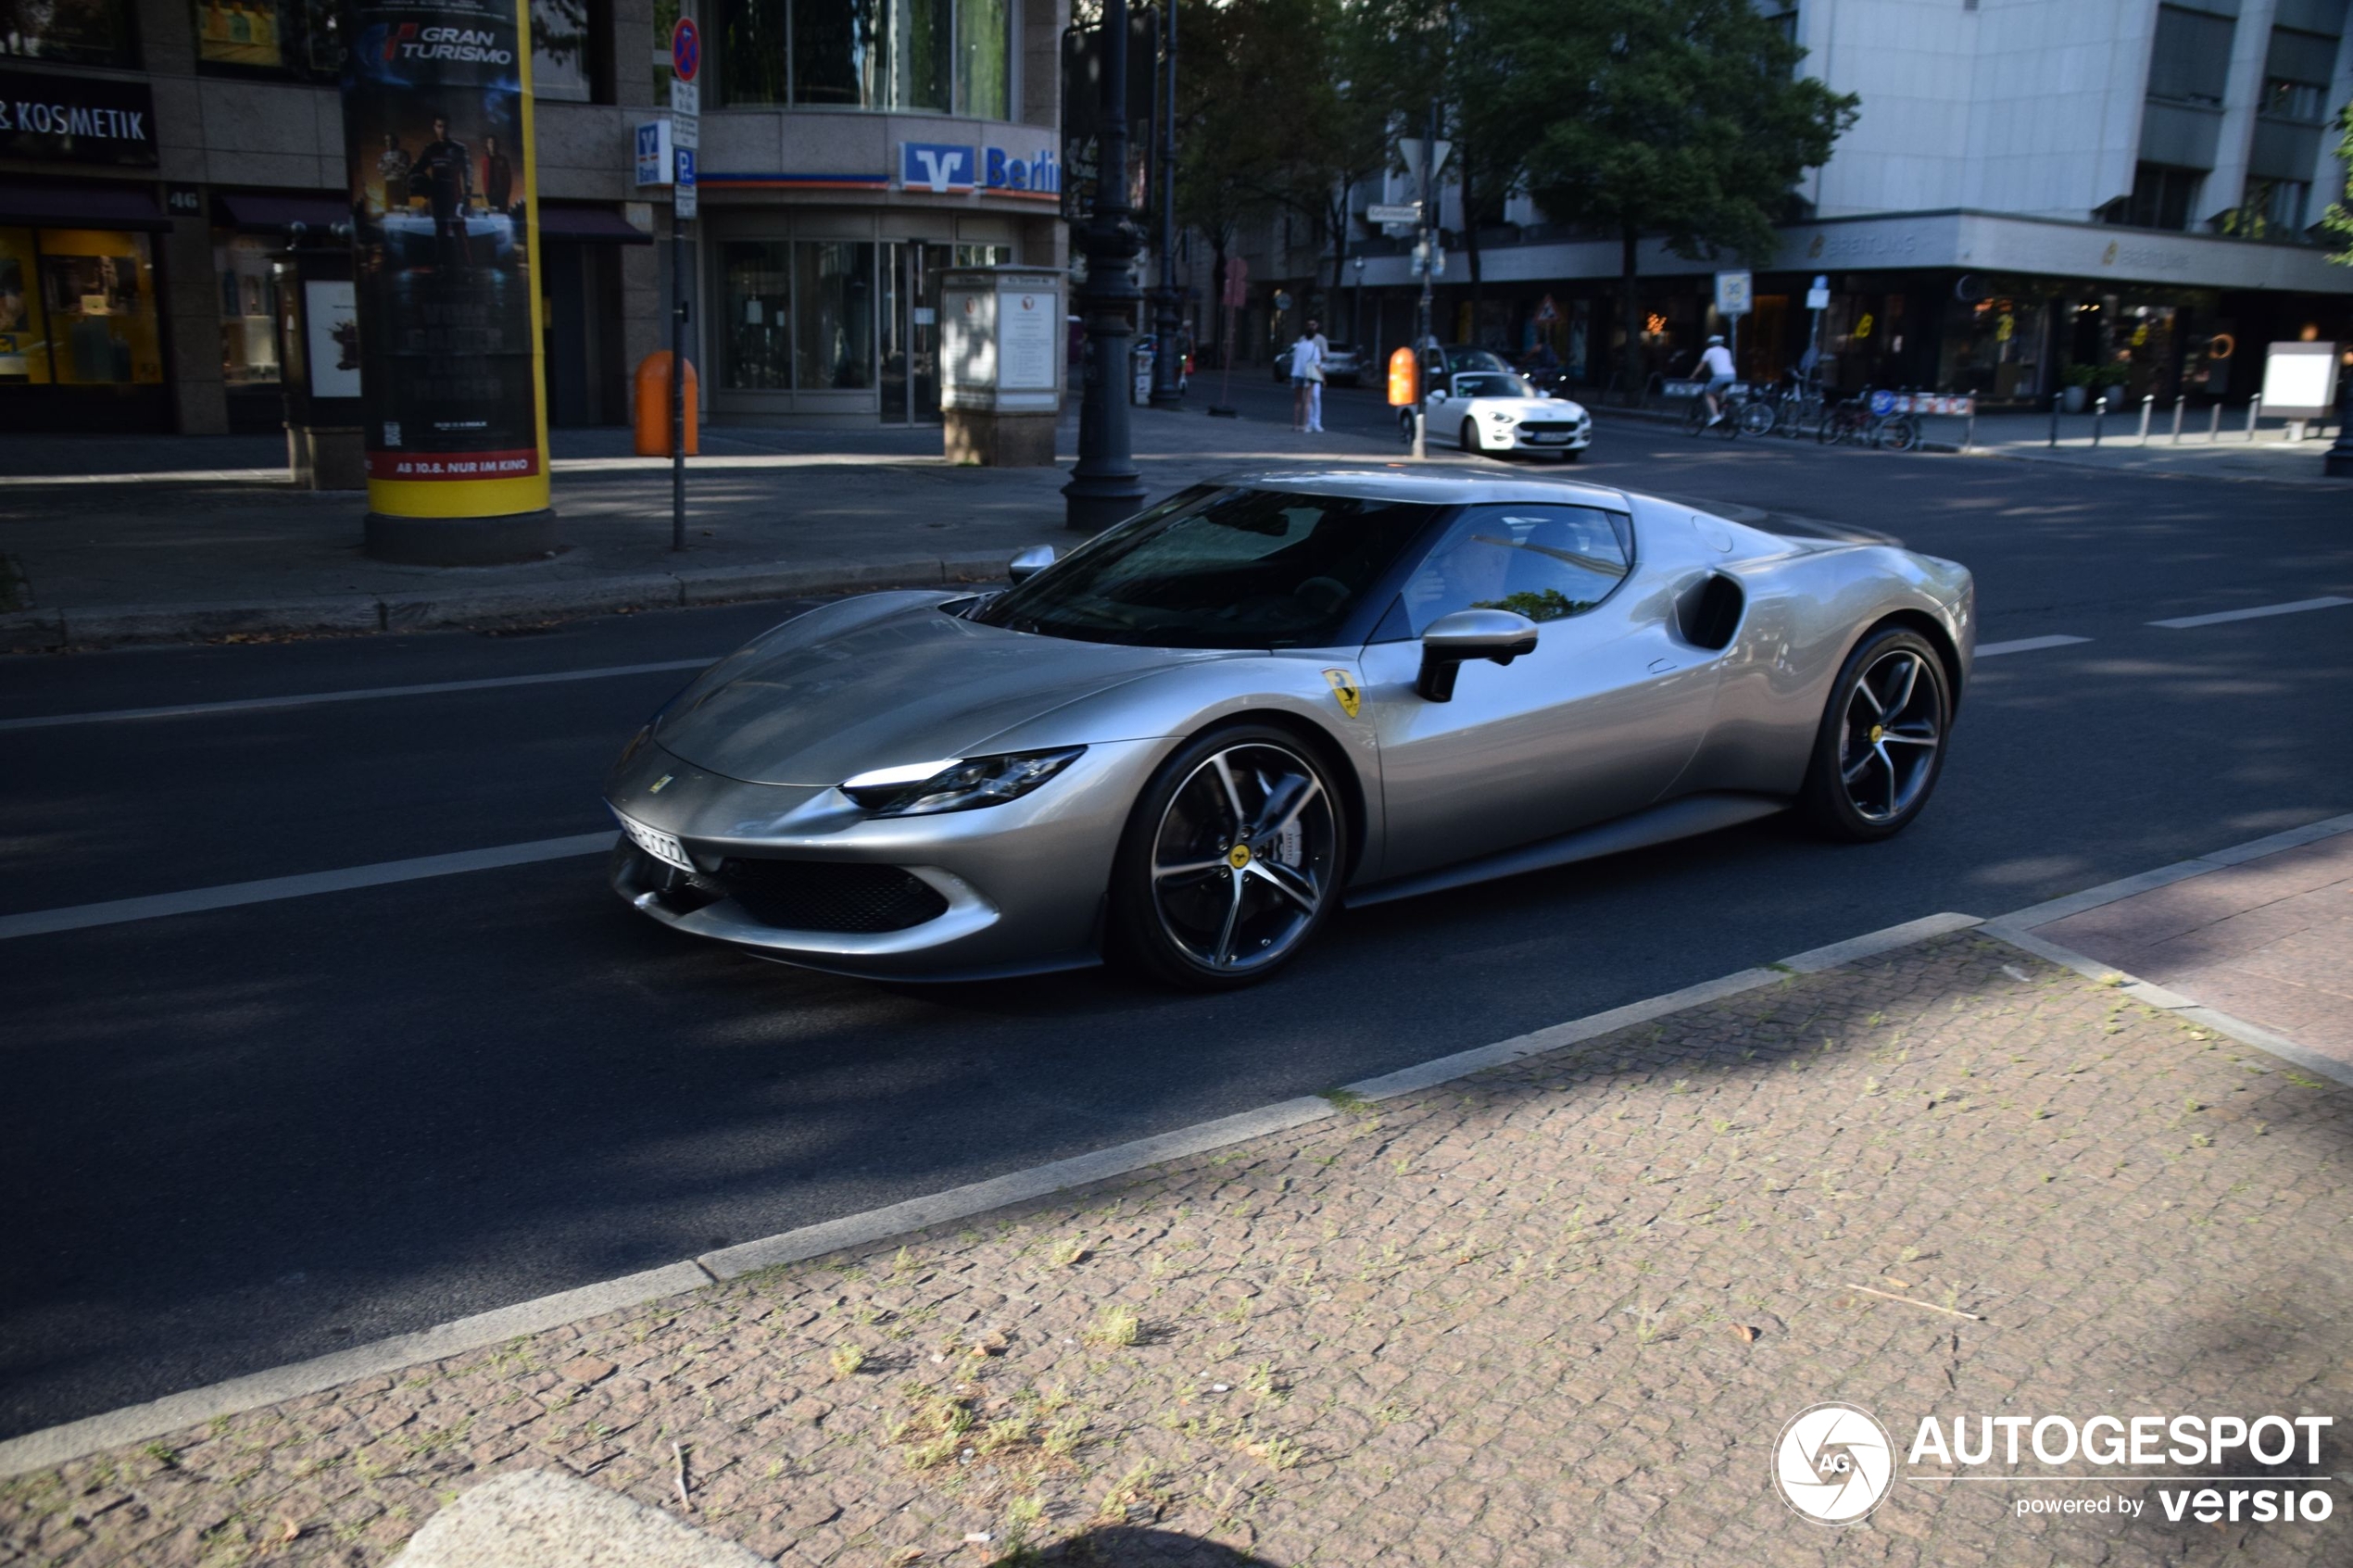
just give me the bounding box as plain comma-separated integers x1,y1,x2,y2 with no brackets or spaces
2049,395,2060,448
1964,408,1977,451
2247,395,2261,441
2171,397,2184,444
2208,402,2221,442
2091,395,2104,447
2138,395,2153,445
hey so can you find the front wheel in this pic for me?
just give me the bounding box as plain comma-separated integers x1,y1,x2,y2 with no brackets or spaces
1738,398,1776,436
1108,727,1349,989
1796,628,1951,841
1683,397,1708,437
1460,419,1482,454
1878,415,1920,453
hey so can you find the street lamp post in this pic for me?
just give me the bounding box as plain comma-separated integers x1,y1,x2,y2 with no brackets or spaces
1351,254,1364,358
1413,101,1437,461
1149,0,1183,408
1064,0,1150,531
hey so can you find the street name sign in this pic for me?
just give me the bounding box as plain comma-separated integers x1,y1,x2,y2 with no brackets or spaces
1365,203,1421,225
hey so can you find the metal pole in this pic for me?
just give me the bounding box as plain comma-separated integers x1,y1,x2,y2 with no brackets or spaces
671,217,686,550
2091,395,2103,448
2137,394,2152,445
2247,395,2260,441
1413,101,1435,461
2049,394,2058,448
1148,0,1182,408
1964,406,1976,451
1064,0,1148,530
2208,401,2221,442
2171,396,2183,444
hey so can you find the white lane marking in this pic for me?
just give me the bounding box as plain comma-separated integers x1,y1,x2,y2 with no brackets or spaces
0,834,616,942
0,659,716,734
1974,634,2091,658
2148,596,2352,630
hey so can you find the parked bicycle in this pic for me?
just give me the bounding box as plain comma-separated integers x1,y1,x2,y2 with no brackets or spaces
1818,389,1921,451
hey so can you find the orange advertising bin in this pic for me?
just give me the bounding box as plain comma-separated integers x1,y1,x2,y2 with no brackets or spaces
1386,346,1419,407
633,352,701,456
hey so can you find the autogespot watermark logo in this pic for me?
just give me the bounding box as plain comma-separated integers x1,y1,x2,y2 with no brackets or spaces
1774,1403,2339,1527
1774,1403,1897,1524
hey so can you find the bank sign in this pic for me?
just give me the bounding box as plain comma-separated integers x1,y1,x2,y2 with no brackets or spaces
899,141,1059,196
0,68,157,167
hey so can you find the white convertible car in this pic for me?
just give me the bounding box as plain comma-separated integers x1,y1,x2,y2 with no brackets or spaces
1417,370,1593,460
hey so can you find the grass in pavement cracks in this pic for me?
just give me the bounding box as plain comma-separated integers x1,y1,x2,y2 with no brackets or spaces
4,934,2351,1565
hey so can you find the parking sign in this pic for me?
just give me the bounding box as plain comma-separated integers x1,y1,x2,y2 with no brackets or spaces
1715,270,1753,318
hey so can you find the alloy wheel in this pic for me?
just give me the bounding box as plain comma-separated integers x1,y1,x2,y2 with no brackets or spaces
1837,648,1943,822
1150,743,1338,973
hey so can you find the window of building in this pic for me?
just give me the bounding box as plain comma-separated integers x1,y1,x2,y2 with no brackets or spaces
2146,5,2234,106
0,226,162,385
2236,176,2312,235
3,0,137,66
215,235,282,385
1401,505,1632,635
721,241,794,388
719,0,1013,112
193,0,343,80
2106,163,2203,231
534,0,598,103
2261,77,2327,120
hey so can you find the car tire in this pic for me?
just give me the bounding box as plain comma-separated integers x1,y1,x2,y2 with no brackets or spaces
1795,626,1952,842
1460,419,1481,455
1107,724,1349,990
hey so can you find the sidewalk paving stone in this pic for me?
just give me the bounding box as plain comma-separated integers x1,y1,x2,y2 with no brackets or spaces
4,930,2349,1566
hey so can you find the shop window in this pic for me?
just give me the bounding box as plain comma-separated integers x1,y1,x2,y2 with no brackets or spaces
3,0,137,66
796,240,874,388
0,227,162,385
952,243,1009,265
721,240,793,388
1938,294,2048,401
718,0,1013,113
216,235,282,386
533,0,599,103
194,0,343,80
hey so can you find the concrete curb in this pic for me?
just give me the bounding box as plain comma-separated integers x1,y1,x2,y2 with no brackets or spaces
0,552,1025,653
0,907,1989,1479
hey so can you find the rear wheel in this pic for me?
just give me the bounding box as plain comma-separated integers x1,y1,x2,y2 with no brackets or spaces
1797,627,1951,841
1879,414,1921,453
1108,727,1348,989
1739,397,1778,436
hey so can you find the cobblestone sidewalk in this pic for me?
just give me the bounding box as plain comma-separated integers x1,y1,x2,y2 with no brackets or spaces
5,931,2348,1567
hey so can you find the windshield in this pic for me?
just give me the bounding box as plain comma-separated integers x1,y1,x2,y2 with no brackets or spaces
1441,346,1509,373
971,485,1443,649
1453,371,1534,399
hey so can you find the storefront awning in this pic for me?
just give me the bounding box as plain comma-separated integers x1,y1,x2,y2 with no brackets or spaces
537,206,653,245
216,194,351,234
0,182,169,232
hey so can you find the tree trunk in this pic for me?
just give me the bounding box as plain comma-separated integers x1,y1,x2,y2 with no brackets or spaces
1619,222,1643,408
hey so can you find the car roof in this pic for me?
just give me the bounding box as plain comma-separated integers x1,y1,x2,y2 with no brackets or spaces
1215,467,1632,512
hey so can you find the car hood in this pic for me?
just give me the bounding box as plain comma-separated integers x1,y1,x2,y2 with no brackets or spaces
1465,396,1586,420
649,594,1226,786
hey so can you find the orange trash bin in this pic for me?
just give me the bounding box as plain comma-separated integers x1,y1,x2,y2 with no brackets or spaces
1387,346,1419,407
633,352,701,456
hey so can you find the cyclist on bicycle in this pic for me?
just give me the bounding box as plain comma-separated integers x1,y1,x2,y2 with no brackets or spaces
1694,334,1736,426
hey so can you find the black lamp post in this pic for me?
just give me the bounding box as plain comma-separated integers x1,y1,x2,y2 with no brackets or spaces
1064,0,1150,531
1149,0,1184,408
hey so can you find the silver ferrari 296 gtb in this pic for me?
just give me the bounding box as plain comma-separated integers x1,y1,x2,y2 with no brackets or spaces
604,470,1973,988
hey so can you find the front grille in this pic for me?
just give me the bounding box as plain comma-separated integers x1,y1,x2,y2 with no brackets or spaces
715,859,950,934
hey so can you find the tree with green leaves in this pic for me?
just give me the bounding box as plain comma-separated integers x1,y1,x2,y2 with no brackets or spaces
2323,101,2353,265
1460,0,1856,399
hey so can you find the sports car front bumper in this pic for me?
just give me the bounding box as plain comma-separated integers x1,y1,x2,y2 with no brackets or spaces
603,736,1169,980
1501,416,1591,452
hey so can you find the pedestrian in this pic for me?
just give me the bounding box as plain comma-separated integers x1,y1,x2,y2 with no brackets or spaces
1306,318,1329,433
1694,332,1737,425
1287,324,1323,432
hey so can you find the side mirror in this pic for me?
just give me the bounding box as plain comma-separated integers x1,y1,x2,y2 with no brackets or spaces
1428,388,1449,403
1536,388,1553,399
1008,545,1056,583
1416,608,1541,701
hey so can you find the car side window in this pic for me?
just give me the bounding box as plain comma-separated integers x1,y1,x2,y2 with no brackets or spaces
1397,505,1634,636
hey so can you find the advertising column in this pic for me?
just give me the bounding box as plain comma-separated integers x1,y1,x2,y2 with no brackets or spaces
342,0,553,563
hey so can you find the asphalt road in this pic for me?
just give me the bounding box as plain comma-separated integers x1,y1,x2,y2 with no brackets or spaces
4,428,2350,1441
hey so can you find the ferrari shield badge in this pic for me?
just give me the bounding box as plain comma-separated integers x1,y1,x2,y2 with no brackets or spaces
1321,669,1362,719
649,774,673,793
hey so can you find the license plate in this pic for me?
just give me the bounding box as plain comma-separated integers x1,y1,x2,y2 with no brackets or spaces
1527,430,1568,443
613,809,694,873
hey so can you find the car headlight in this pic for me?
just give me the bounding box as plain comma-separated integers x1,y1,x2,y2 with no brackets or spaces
840,747,1086,816
1486,409,1515,420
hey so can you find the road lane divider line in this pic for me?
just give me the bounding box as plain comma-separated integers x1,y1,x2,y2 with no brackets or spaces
0,834,617,941
1974,634,2091,657
0,907,1992,1478
0,659,717,733
2147,595,2351,630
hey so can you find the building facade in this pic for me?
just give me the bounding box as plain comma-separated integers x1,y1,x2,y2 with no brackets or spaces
1239,0,2353,408
0,0,1063,436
